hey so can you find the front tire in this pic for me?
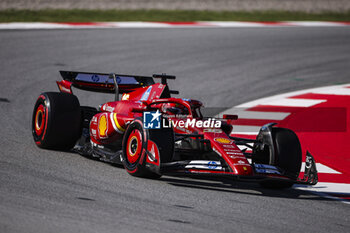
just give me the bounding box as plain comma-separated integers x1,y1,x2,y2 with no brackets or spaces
32,92,81,150
255,127,302,189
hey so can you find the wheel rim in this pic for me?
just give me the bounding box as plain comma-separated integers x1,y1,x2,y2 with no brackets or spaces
126,129,142,164
34,104,45,136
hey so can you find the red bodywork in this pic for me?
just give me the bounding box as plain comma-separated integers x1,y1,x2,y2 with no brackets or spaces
55,71,314,183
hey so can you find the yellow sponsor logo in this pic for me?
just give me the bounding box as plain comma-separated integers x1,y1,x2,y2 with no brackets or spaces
214,137,232,144
99,115,107,137
113,113,125,132
122,94,130,100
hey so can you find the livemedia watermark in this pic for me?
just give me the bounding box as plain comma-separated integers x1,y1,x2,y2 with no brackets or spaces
143,110,221,129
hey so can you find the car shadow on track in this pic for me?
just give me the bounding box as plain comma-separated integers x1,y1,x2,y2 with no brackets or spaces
160,175,330,202
70,151,333,202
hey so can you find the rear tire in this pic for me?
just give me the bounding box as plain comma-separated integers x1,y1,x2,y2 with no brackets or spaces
257,127,302,189
32,92,81,150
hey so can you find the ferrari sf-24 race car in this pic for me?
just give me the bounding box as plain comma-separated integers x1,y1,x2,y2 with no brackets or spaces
32,71,318,188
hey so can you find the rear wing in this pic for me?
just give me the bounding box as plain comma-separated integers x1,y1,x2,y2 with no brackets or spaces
58,71,155,94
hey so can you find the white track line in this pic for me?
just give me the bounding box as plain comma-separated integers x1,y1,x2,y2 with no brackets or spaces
295,182,350,193
236,110,290,120
312,87,350,96
295,183,350,204
220,108,290,120
295,183,350,195
301,163,341,174
285,21,349,27
259,98,326,107
201,21,269,27
231,125,261,135
0,21,349,30
104,22,169,28
0,22,71,29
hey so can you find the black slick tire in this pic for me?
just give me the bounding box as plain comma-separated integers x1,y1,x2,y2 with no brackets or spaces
259,127,302,189
32,92,81,150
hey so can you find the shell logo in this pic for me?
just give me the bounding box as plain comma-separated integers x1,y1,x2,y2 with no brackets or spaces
214,137,233,144
99,114,108,137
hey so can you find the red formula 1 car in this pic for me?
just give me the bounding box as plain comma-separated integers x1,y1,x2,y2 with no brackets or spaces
32,71,318,188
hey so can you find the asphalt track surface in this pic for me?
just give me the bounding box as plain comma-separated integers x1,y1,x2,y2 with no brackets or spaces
1,28,350,233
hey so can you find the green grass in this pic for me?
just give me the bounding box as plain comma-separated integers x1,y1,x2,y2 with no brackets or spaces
0,9,350,22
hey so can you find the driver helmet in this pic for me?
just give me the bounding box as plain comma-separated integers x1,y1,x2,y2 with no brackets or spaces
161,103,188,116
